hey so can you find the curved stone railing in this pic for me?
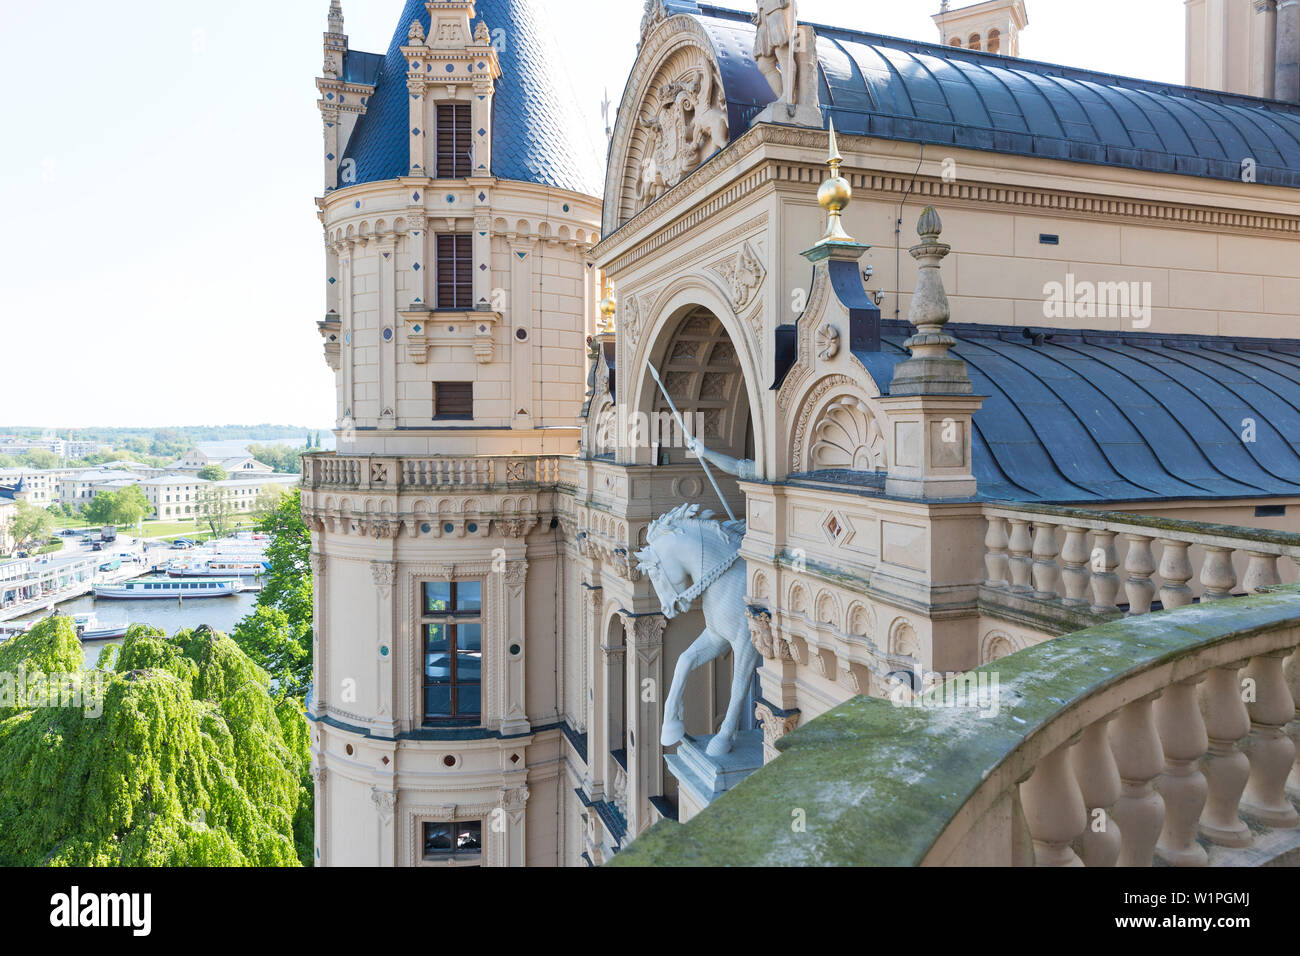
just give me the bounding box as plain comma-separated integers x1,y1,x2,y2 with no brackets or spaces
607,587,1300,866
982,504,1300,632
302,453,563,491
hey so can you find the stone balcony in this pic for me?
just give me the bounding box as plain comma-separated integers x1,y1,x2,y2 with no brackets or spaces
608,586,1300,867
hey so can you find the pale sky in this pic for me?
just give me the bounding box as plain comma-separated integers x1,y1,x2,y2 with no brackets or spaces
0,0,1184,429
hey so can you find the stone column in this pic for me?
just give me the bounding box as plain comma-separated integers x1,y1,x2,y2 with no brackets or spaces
310,549,327,718
408,214,428,308
377,233,398,429
499,560,530,736
340,239,356,428
582,583,606,799
370,558,398,738
509,238,536,427
500,787,529,867
371,787,397,867
1279,0,1300,102
622,612,667,835
312,764,327,867
1256,0,1279,99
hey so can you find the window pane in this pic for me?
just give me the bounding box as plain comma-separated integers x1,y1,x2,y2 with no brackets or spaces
425,623,449,653
424,582,451,613
423,822,453,856
456,821,482,851
457,622,482,652
456,651,482,682
458,683,481,716
425,685,452,717
457,581,482,611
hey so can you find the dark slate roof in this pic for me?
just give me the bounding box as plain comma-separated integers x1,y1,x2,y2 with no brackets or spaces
853,323,1300,505
338,0,603,196
687,3,1300,188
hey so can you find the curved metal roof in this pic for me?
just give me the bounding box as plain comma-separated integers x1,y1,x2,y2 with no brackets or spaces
338,0,603,196
688,3,1300,188
852,323,1300,504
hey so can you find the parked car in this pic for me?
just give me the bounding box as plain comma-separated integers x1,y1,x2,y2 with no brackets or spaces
92,543,103,552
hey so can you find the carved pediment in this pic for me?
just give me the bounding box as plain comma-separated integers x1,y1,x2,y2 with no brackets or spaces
614,36,730,228
708,240,766,313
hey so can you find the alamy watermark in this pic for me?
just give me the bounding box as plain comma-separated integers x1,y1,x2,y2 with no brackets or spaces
888,669,1001,718
1043,274,1152,329
0,666,105,718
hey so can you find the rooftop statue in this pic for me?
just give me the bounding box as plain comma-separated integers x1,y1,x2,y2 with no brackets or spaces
635,495,758,758
754,0,799,103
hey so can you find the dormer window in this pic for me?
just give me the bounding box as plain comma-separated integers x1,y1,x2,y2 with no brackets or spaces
436,103,472,178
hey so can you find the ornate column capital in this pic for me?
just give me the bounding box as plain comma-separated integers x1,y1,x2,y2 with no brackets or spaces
619,612,667,649
370,787,397,823
370,560,397,595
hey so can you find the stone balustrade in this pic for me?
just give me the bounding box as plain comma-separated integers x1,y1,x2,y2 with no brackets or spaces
302,453,563,491
606,587,1300,866
983,504,1300,632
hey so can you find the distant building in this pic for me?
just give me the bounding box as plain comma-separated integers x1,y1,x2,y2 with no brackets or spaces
136,476,209,519
0,437,105,460
0,498,14,554
175,448,275,476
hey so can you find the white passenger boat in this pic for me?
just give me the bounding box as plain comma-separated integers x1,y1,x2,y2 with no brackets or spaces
72,613,129,641
167,557,268,578
93,577,244,600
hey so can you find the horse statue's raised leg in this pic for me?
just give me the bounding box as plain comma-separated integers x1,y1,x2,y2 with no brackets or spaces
706,629,762,758
660,628,729,747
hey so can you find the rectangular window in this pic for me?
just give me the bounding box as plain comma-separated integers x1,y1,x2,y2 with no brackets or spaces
422,820,482,864
435,103,473,178
435,233,473,309
421,580,483,722
433,381,474,420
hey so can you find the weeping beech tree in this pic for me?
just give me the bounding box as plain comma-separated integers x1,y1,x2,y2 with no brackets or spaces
0,617,313,866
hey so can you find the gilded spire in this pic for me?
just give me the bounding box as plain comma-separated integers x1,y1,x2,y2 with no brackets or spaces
599,280,617,334
816,119,855,246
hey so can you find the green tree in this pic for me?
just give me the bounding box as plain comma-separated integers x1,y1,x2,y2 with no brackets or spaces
196,485,234,537
21,449,59,470
82,492,117,525
0,618,313,866
111,486,149,526
197,464,228,482
232,489,312,699
8,499,54,551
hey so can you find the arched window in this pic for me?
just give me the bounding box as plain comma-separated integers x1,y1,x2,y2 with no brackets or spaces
968,33,982,51
948,37,962,47
987,29,1001,54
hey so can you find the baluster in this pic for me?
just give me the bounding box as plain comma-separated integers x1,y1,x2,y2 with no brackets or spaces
1090,530,1121,614
1060,526,1091,606
984,517,1009,588
1287,652,1300,795
1031,523,1061,601
1242,552,1282,594
1200,547,1237,601
1007,519,1033,593
1199,662,1253,847
1157,539,1194,610
1155,676,1209,866
1124,534,1156,616
1108,694,1166,866
1021,741,1087,866
1240,650,1300,828
1069,717,1122,866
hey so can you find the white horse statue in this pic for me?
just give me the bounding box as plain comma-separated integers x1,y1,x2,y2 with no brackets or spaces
635,500,759,757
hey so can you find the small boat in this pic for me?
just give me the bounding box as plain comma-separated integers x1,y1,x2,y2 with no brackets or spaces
167,557,268,578
72,613,129,641
93,578,244,600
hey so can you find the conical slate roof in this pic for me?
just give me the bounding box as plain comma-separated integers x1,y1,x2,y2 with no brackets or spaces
339,0,604,196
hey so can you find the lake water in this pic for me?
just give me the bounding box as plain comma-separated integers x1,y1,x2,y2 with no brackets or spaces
198,434,336,458
15,591,260,670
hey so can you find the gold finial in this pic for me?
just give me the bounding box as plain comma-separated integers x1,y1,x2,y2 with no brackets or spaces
816,118,855,245
598,280,617,334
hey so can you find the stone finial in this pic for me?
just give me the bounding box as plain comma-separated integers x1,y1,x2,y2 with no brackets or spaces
409,19,426,44
815,119,856,246
889,207,972,395
474,20,490,44
328,0,344,33
940,0,950,12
